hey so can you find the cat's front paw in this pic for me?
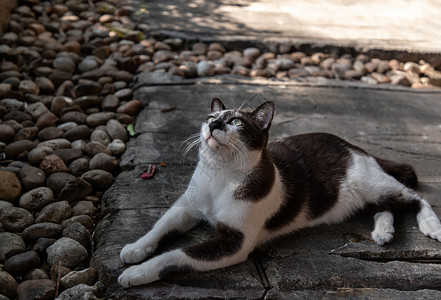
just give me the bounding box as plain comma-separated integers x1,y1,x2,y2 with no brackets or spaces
120,242,156,264
118,264,158,287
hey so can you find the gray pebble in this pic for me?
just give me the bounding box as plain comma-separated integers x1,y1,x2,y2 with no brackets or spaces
69,157,89,176
46,237,88,268
0,207,34,232
22,222,63,240
107,139,126,155
0,232,25,263
106,119,128,142
60,267,97,289
28,146,54,164
89,152,118,172
35,201,72,223
4,250,40,273
18,165,46,191
62,222,91,251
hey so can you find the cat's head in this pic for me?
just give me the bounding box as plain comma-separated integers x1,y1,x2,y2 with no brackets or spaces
199,98,274,166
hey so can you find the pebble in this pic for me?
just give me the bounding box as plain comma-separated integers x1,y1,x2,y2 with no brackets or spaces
0,171,22,202
58,177,93,203
38,126,64,141
60,111,87,124
85,141,111,156
18,165,46,191
0,207,34,232
27,102,49,119
0,232,25,262
60,268,97,289
72,200,98,217
53,148,83,165
35,201,72,223
24,268,50,280
86,112,115,127
46,172,76,194
22,222,63,240
46,237,88,268
53,57,76,74
197,60,215,77
89,152,118,172
69,157,90,177
18,79,40,95
57,283,98,300
106,119,128,142
0,271,17,299
38,138,72,150
4,139,36,159
63,124,90,141
33,238,56,258
116,99,142,115
62,222,91,251
16,279,56,300
4,250,40,273
91,129,111,146
107,139,126,155
0,124,15,142
39,154,69,174
28,146,54,164
81,169,114,190
62,215,94,231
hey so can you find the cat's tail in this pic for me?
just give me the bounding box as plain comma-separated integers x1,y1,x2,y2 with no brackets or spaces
375,157,418,189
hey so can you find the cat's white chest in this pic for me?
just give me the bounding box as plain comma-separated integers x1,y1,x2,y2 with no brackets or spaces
190,165,237,225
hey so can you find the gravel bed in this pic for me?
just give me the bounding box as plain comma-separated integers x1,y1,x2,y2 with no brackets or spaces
1,0,441,299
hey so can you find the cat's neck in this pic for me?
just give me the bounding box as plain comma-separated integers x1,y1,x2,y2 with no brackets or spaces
198,147,264,178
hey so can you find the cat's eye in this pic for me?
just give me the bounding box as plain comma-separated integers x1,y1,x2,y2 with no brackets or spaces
206,116,216,124
230,118,243,126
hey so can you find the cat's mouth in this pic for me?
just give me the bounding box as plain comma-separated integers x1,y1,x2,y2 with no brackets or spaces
206,135,223,148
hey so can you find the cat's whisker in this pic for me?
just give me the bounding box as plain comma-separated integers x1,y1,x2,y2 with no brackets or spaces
235,94,257,113
180,133,201,163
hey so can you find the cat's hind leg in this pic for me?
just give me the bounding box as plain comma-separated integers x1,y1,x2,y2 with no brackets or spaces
417,198,441,242
371,210,395,245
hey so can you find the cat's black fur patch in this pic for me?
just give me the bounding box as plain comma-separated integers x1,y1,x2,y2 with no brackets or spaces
234,149,275,202
375,157,418,189
265,133,363,229
237,112,269,150
365,192,421,214
184,222,244,261
158,264,194,279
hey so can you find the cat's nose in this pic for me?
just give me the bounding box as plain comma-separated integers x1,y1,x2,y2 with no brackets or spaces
209,120,224,133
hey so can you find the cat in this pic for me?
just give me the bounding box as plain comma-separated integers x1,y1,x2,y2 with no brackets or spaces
118,98,441,287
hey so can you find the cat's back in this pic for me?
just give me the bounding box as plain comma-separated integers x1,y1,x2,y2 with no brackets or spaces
266,133,364,220
267,132,364,170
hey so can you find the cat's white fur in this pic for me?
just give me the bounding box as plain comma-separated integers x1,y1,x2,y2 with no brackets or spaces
118,103,441,288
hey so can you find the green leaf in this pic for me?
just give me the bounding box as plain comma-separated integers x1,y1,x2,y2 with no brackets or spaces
127,123,136,136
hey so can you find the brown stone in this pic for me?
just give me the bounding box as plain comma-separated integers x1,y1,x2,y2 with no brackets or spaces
35,112,59,129
16,279,56,300
116,99,142,115
39,154,68,175
0,124,15,142
4,140,35,159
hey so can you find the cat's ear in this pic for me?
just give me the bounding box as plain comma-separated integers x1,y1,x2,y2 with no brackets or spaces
252,101,274,131
211,98,226,112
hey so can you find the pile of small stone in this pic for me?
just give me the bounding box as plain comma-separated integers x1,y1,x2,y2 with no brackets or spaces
0,0,143,299
138,40,441,88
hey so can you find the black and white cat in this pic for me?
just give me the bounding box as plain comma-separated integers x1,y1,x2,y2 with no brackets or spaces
118,98,441,287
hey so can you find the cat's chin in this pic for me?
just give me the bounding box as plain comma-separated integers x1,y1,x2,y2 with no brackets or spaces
206,136,221,149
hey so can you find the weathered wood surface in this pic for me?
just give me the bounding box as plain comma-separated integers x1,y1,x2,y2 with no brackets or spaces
92,82,441,299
